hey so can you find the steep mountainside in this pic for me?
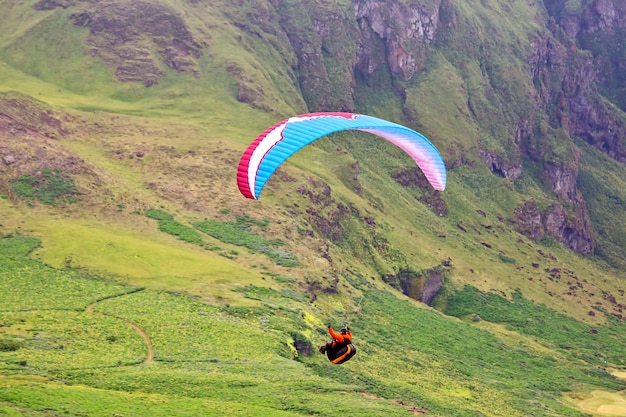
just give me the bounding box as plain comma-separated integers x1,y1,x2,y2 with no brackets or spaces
0,1,625,416
2,0,624,302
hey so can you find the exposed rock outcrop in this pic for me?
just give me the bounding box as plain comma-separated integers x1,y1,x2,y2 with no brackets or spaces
47,0,203,86
479,149,522,180
540,0,626,163
34,0,74,9
274,1,358,111
392,167,447,216
545,0,626,41
544,201,593,254
252,0,448,110
513,199,593,254
0,95,100,200
543,158,580,203
96,1,199,80
513,201,544,242
383,268,444,305
355,0,442,81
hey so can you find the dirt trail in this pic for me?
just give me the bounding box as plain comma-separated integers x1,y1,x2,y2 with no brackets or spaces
122,318,155,364
85,293,155,364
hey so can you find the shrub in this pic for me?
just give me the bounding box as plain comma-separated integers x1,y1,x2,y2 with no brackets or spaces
11,168,79,205
195,220,300,267
0,337,24,352
498,253,516,263
145,209,204,246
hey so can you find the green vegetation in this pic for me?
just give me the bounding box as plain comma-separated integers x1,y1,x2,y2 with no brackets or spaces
445,285,626,367
0,0,625,416
575,137,626,269
145,209,204,246
195,217,300,267
0,338,23,352
498,253,516,264
1,235,624,416
143,209,300,266
10,168,79,206
344,290,625,416
0,235,133,312
0,310,147,371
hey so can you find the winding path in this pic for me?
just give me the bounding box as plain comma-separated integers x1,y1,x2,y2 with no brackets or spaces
85,292,155,364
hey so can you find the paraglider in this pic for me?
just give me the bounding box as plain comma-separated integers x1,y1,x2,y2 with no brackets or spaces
319,324,356,364
237,112,446,200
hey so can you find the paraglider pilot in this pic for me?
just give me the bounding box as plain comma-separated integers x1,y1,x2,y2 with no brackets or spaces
319,324,356,364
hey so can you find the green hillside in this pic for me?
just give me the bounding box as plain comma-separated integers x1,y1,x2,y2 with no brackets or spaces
1,0,625,416
1,235,625,416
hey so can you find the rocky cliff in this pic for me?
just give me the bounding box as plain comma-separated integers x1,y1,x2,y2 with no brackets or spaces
270,0,624,255
354,0,442,81
542,0,626,163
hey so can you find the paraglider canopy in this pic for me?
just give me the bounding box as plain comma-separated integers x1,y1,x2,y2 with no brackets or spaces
237,112,446,200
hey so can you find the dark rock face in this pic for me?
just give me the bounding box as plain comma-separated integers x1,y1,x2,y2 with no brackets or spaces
293,338,312,357
392,167,447,216
513,201,545,242
479,149,522,180
275,2,359,111
244,0,448,111
33,0,74,10
528,35,590,158
524,25,618,253
544,201,593,254
540,0,626,163
514,199,593,254
297,177,349,243
383,268,443,305
545,0,626,42
542,159,580,203
570,98,626,164
420,271,444,306
355,0,443,81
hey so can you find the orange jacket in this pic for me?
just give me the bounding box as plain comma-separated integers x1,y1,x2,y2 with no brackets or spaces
328,327,352,344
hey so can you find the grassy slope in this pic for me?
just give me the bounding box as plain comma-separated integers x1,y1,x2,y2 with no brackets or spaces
0,0,625,416
1,235,624,417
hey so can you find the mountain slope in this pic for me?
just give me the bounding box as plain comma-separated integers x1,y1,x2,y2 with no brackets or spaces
0,0,625,416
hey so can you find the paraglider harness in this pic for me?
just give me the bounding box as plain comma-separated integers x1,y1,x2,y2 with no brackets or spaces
320,326,356,365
